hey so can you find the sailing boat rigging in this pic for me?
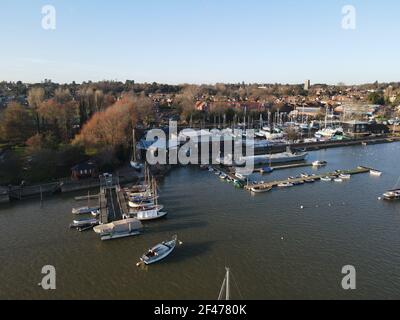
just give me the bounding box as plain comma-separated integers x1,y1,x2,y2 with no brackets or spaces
218,267,231,300
130,128,143,171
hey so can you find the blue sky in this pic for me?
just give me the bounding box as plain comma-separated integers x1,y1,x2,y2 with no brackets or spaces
0,0,399,84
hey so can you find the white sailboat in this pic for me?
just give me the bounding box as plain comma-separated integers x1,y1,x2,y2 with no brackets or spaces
132,178,167,221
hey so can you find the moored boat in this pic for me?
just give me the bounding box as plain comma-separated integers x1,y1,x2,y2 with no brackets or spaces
259,166,274,174
383,189,400,200
238,151,308,166
277,182,294,188
70,217,99,229
370,170,382,177
93,218,143,241
72,206,100,215
137,235,180,266
134,207,168,221
312,160,327,167
251,186,272,193
304,179,315,183
321,176,332,182
339,174,351,180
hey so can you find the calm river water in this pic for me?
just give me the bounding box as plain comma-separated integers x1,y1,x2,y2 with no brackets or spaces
1,143,400,300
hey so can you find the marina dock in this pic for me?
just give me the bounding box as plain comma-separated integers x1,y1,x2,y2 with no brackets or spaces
244,166,373,192
212,161,320,177
99,174,129,224
253,162,316,173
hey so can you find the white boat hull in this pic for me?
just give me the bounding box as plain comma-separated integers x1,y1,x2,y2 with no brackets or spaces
100,230,141,241
137,211,168,221
239,152,308,166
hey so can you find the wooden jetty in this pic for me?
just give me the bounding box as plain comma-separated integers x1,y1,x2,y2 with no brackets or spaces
98,174,129,224
75,194,99,201
244,166,373,192
253,162,316,173
213,161,324,176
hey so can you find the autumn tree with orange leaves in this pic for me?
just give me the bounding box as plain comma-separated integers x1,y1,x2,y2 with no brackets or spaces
73,94,154,151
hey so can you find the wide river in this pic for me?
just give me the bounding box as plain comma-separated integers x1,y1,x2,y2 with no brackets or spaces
1,143,400,300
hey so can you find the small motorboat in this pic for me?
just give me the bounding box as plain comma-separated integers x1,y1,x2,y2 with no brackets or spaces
259,167,274,174
321,176,332,182
312,160,327,167
219,173,228,180
278,182,294,188
251,186,272,193
370,170,382,177
208,166,214,172
137,235,181,266
339,174,351,180
383,189,400,200
72,206,100,215
70,217,99,229
304,179,315,183
334,178,343,182
300,173,309,178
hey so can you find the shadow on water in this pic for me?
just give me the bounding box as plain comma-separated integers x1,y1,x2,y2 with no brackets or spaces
168,240,216,263
144,220,209,233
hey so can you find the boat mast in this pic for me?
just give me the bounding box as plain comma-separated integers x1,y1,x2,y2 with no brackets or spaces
132,129,137,163
225,267,230,301
218,267,230,301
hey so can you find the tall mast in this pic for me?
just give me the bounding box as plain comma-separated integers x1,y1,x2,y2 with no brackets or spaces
218,267,230,301
225,267,230,301
132,128,137,162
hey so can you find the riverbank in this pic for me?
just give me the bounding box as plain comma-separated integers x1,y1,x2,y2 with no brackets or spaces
1,136,398,204
0,164,173,204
